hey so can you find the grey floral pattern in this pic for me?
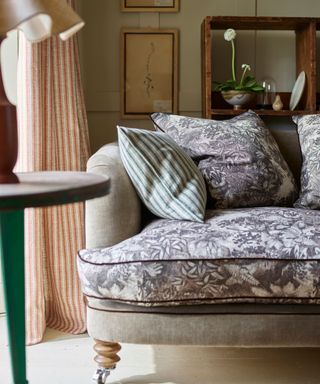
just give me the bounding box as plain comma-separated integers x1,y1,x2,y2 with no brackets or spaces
78,207,320,306
151,110,297,209
293,114,320,209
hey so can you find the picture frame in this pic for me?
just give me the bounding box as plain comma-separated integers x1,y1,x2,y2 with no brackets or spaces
121,28,179,119
121,0,180,13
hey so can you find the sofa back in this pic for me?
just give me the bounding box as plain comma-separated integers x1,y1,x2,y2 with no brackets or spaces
85,128,302,249
270,127,302,183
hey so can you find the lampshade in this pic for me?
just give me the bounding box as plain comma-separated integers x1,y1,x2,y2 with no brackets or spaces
0,0,84,42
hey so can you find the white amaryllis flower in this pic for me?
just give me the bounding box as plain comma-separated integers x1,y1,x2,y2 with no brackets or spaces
224,28,236,41
239,64,252,86
241,64,251,71
224,29,237,81
217,29,264,93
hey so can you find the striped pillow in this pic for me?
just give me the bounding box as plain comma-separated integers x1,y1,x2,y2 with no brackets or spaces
118,126,207,222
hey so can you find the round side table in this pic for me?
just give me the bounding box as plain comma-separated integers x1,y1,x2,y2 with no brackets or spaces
0,171,110,384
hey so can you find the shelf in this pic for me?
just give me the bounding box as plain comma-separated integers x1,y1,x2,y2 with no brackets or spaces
201,16,320,119
210,109,318,117
209,92,319,116
207,16,319,31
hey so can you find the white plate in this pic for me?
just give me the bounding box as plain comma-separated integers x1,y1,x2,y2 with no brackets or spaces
289,71,306,111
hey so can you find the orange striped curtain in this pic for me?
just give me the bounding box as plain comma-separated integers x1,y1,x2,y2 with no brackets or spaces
16,1,90,345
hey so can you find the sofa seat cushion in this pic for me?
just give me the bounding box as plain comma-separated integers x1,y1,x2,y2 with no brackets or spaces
78,207,320,306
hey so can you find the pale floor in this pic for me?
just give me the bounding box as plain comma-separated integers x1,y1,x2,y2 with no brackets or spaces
1,316,320,384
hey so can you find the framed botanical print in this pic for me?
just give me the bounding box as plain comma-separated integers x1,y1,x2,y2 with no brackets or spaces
121,0,180,12
121,28,179,119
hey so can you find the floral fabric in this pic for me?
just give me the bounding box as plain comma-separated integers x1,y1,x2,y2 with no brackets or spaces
293,114,320,209
78,207,320,306
151,110,297,209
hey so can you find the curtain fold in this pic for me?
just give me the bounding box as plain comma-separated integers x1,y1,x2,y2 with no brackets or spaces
16,0,90,345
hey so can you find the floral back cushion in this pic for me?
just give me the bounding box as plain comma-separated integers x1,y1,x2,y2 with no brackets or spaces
151,110,297,209
293,114,320,209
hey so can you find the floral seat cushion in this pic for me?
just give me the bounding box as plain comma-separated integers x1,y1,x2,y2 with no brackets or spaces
78,207,320,306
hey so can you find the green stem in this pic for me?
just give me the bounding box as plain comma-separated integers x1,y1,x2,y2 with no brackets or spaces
239,67,248,87
231,40,236,82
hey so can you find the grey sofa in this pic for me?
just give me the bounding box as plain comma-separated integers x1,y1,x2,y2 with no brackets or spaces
78,126,320,383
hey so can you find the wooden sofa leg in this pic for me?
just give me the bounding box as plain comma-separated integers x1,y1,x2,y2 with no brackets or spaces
92,339,121,384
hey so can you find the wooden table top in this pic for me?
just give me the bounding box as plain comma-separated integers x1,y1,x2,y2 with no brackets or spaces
0,171,110,210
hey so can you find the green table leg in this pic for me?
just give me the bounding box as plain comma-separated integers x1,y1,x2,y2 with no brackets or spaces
0,210,28,384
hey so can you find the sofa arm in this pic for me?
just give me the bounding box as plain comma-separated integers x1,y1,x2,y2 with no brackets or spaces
86,142,141,249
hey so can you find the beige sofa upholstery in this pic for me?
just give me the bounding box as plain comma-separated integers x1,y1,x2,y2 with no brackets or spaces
81,128,320,383
85,143,141,249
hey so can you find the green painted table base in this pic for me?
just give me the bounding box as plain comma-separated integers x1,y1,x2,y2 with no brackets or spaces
0,171,110,384
0,210,28,384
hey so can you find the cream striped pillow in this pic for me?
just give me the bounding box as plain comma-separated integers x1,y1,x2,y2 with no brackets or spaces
118,126,207,222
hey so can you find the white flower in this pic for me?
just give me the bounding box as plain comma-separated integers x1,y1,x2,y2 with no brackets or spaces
241,64,251,71
224,28,236,41
239,64,252,86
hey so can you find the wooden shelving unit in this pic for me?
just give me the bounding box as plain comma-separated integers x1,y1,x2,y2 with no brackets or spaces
201,16,320,118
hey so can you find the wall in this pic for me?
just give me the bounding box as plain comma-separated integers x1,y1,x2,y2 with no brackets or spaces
76,0,320,152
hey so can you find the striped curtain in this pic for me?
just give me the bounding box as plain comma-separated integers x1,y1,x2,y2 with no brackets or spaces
16,1,90,345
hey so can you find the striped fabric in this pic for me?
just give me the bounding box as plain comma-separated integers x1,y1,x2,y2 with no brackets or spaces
118,126,206,222
16,0,90,345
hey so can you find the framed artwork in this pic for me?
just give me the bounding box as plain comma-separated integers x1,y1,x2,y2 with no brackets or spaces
121,28,179,119
121,0,180,12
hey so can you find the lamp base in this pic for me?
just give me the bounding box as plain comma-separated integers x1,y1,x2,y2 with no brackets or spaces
0,102,19,184
0,172,19,184
1,37,19,185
